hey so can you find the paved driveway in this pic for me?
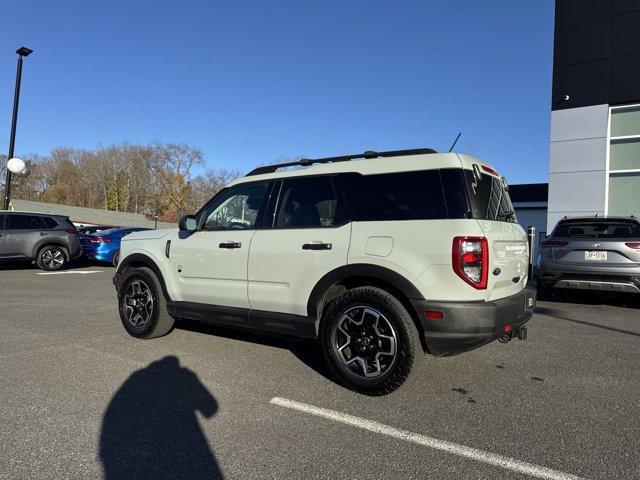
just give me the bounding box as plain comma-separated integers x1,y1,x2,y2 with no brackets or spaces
0,265,638,479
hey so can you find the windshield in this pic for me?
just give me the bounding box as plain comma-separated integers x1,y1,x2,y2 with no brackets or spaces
464,171,516,223
553,220,640,238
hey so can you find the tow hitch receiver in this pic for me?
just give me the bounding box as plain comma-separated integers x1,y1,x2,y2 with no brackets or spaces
499,325,528,343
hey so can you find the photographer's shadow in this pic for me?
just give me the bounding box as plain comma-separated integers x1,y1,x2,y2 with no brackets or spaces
99,356,222,480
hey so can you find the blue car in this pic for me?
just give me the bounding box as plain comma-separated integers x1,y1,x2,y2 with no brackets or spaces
80,227,151,266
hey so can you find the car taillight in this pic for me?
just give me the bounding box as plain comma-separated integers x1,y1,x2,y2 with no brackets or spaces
541,240,568,248
67,228,78,235
452,236,488,290
626,242,640,249
90,236,112,243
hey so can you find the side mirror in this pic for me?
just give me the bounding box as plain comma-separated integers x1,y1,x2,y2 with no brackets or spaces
178,214,198,232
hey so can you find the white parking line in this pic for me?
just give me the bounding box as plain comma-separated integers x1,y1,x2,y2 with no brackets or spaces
270,397,586,480
36,270,103,275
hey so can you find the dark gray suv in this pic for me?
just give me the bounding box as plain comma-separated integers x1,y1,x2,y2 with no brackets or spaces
538,216,640,298
0,211,82,270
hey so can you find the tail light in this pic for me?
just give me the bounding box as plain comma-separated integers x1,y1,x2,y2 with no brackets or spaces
541,240,568,248
66,228,78,235
90,236,112,243
625,242,640,249
452,236,488,289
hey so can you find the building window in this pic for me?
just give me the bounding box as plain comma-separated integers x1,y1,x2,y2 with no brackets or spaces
608,105,640,217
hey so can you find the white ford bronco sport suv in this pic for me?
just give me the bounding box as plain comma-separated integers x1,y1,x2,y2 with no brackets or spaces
114,148,535,394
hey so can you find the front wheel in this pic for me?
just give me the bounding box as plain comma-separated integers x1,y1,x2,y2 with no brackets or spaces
320,287,420,395
118,267,174,339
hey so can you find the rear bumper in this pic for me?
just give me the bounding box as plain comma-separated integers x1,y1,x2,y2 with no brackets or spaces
82,244,116,262
69,243,83,259
411,286,536,356
539,273,640,293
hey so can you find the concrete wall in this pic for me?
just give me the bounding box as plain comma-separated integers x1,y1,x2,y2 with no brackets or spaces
547,104,608,231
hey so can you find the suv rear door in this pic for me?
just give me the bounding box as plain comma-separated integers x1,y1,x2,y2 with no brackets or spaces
248,175,350,318
465,170,529,300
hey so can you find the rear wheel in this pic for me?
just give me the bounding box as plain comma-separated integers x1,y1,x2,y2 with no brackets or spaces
36,245,67,271
320,287,420,395
112,250,120,267
118,267,174,339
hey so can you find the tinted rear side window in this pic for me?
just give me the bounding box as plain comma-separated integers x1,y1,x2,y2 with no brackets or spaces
8,215,45,230
340,170,468,221
0,214,5,229
42,217,59,229
464,171,516,223
554,220,640,238
275,176,341,228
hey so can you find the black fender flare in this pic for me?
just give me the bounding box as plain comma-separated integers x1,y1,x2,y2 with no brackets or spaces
115,253,171,301
306,263,425,318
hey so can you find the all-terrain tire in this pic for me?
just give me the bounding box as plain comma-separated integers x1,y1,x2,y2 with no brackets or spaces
117,267,174,339
320,286,420,395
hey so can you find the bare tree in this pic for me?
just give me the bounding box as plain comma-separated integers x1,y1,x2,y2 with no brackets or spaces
5,142,242,222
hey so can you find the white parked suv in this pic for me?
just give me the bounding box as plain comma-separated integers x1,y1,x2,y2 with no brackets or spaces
113,148,536,394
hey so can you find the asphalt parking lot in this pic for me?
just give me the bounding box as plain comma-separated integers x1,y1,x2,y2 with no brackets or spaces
1,264,639,480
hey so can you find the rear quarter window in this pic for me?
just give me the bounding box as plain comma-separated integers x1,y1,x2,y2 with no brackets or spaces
42,217,59,229
340,170,467,221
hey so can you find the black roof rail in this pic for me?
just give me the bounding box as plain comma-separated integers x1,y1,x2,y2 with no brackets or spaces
245,147,437,176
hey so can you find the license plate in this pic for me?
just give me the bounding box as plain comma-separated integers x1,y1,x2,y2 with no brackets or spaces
585,251,607,261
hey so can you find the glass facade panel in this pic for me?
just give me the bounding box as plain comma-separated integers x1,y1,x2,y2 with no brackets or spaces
610,106,640,137
609,138,640,170
608,105,640,217
608,172,640,217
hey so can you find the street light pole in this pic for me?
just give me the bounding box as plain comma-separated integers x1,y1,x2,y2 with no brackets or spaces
3,46,33,210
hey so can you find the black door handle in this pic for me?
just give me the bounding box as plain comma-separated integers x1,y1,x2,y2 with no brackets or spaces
219,241,241,249
39,232,47,236
302,242,332,250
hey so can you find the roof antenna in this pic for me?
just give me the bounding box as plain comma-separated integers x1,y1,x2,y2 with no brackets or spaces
448,132,462,152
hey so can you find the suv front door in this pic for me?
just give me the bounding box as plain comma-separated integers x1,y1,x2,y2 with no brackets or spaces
170,181,271,310
248,175,351,317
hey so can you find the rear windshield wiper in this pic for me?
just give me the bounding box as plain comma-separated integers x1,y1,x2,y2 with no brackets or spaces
497,210,516,221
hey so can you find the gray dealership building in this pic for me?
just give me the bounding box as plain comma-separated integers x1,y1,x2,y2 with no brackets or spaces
547,0,640,231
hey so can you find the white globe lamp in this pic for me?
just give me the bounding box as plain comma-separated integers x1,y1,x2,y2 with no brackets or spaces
7,157,27,175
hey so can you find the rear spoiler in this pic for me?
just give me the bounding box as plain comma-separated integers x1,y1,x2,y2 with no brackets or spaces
472,163,508,189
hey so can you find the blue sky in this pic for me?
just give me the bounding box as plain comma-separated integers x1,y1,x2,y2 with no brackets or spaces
0,0,554,183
